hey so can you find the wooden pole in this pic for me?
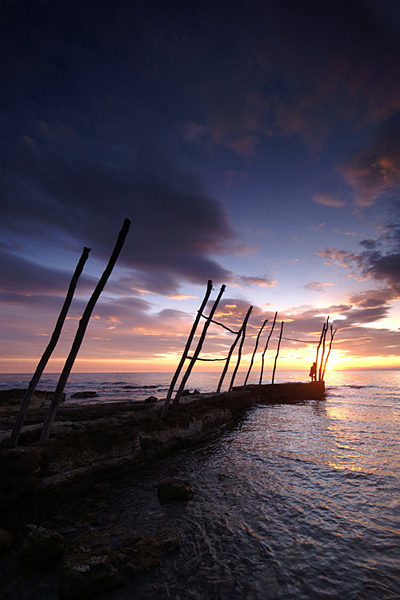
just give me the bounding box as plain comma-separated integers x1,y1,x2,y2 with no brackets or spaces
216,326,242,393
40,218,131,440
173,284,226,406
9,247,91,448
315,321,326,382
243,318,268,388
228,306,253,391
271,321,284,384
318,317,329,381
161,280,213,418
321,326,337,381
259,311,277,384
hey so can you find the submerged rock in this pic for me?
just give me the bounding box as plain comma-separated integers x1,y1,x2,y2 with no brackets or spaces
70,391,99,399
157,477,195,503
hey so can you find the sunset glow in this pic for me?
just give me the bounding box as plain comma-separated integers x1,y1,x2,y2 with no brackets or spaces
0,1,399,376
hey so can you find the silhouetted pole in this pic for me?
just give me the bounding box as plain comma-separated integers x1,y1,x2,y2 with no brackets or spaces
9,247,91,448
271,321,284,384
321,325,337,381
229,306,253,391
243,318,268,388
315,320,326,382
40,218,131,441
173,284,226,406
259,311,277,384
318,317,329,381
161,280,213,418
216,324,242,393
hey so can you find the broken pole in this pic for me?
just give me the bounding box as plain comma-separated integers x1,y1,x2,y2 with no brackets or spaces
229,306,253,391
259,311,277,384
271,320,284,384
161,280,213,418
173,284,226,406
40,218,131,441
9,246,91,448
243,318,268,388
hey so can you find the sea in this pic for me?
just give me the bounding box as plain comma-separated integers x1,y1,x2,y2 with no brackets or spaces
1,369,399,599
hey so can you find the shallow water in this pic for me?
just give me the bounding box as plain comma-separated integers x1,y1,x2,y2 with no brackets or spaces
85,371,399,599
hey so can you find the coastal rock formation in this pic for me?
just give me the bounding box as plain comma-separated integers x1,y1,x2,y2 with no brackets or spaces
0,382,325,511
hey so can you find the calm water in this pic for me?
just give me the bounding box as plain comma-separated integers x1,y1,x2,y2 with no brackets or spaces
2,370,400,598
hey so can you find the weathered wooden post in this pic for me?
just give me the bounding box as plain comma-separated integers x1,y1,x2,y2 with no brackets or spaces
161,280,213,418
9,247,91,448
318,317,329,381
315,319,327,381
243,318,268,388
321,325,337,380
40,218,131,441
271,321,284,384
172,284,226,406
229,306,253,391
259,311,277,384
216,326,242,393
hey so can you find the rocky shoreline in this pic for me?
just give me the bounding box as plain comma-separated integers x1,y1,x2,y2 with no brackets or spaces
0,381,325,598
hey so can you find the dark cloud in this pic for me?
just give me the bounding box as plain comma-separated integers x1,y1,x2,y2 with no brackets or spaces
338,113,400,206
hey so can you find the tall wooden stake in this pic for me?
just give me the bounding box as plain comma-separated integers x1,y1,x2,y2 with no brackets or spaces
161,280,213,418
321,325,337,381
243,318,268,388
228,306,253,391
173,284,226,406
318,317,329,381
271,321,284,384
315,320,326,382
40,218,131,440
9,247,91,448
217,324,242,393
259,311,277,384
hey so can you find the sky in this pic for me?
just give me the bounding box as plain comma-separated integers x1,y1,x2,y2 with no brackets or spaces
1,0,399,375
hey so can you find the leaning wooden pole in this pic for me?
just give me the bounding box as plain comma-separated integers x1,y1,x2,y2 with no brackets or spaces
173,284,226,406
321,326,337,381
40,218,131,441
315,321,326,382
216,325,242,393
229,306,253,391
259,311,277,384
243,318,268,388
271,321,284,384
9,247,91,448
161,280,213,418
318,317,329,381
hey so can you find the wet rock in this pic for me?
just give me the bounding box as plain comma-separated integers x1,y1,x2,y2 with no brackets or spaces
21,526,65,569
70,391,99,399
157,477,194,503
0,528,12,553
144,396,158,403
59,544,126,598
154,528,180,553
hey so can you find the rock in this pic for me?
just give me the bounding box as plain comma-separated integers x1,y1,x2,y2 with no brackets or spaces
181,389,191,396
157,477,194,503
144,396,158,403
21,527,65,569
153,528,180,553
70,391,99,399
59,544,126,598
0,528,12,553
